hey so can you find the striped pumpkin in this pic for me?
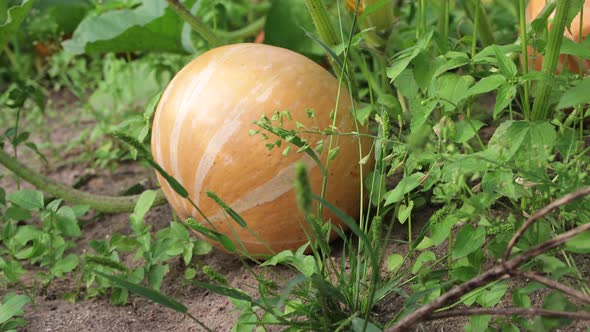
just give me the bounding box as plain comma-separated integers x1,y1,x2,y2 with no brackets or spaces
151,43,372,256
526,0,590,74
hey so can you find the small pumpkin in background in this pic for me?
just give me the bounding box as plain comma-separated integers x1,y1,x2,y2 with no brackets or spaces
151,43,373,256
526,0,590,74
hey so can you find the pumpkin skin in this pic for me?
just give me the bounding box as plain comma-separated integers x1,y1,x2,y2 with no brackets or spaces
526,0,590,74
151,43,372,256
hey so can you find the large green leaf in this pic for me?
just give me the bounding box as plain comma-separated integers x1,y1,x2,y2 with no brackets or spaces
0,293,29,324
63,0,197,55
0,0,33,47
32,0,91,36
263,0,323,56
557,77,590,109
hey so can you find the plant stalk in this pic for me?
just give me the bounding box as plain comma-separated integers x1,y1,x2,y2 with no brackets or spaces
519,0,531,120
463,0,495,47
217,17,266,41
0,148,167,213
304,0,340,47
531,0,571,120
165,0,222,47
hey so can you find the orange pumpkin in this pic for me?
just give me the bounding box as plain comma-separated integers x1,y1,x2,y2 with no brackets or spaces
151,43,372,256
526,0,590,74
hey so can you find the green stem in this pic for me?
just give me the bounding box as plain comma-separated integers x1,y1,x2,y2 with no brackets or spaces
463,0,495,47
304,0,340,47
165,0,222,47
217,17,266,41
3,45,20,76
0,149,167,213
438,0,450,52
531,0,571,120
470,0,480,59
519,0,531,120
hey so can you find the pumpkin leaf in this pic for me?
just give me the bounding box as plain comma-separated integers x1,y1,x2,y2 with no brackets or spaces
0,0,33,48
63,0,197,55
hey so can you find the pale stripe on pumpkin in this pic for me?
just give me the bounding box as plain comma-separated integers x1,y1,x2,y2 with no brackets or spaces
207,153,317,223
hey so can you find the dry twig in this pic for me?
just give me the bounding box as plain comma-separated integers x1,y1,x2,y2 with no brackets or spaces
427,307,590,321
515,270,590,304
386,186,590,332
503,186,590,262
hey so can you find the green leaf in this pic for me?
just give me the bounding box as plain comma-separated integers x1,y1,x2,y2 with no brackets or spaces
466,315,491,332
5,205,32,221
206,191,247,228
465,74,506,98
538,292,576,330
564,230,590,254
0,0,33,47
293,255,316,277
410,99,438,132
383,172,424,206
394,69,419,99
7,189,44,210
183,218,236,253
412,54,445,90
487,120,556,171
450,266,479,282
561,37,590,59
148,264,169,290
50,254,79,277
557,77,590,109
386,253,404,272
435,73,474,113
472,44,521,65
412,251,436,274
2,260,26,283
260,250,294,267
350,317,382,332
476,282,508,307
0,293,29,324
353,105,372,126
452,120,485,143
415,236,434,250
63,0,196,55
263,0,323,56
453,224,486,260
133,190,157,220
191,280,253,302
56,206,81,237
94,271,188,314
493,84,516,119
431,51,471,78
387,30,433,82
397,200,414,224
493,45,518,77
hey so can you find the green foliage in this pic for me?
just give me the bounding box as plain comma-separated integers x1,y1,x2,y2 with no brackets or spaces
263,0,323,56
0,293,29,331
1,0,590,331
0,0,33,48
0,189,85,287
63,1,197,55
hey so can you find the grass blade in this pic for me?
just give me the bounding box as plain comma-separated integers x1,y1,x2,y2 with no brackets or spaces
93,270,187,314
